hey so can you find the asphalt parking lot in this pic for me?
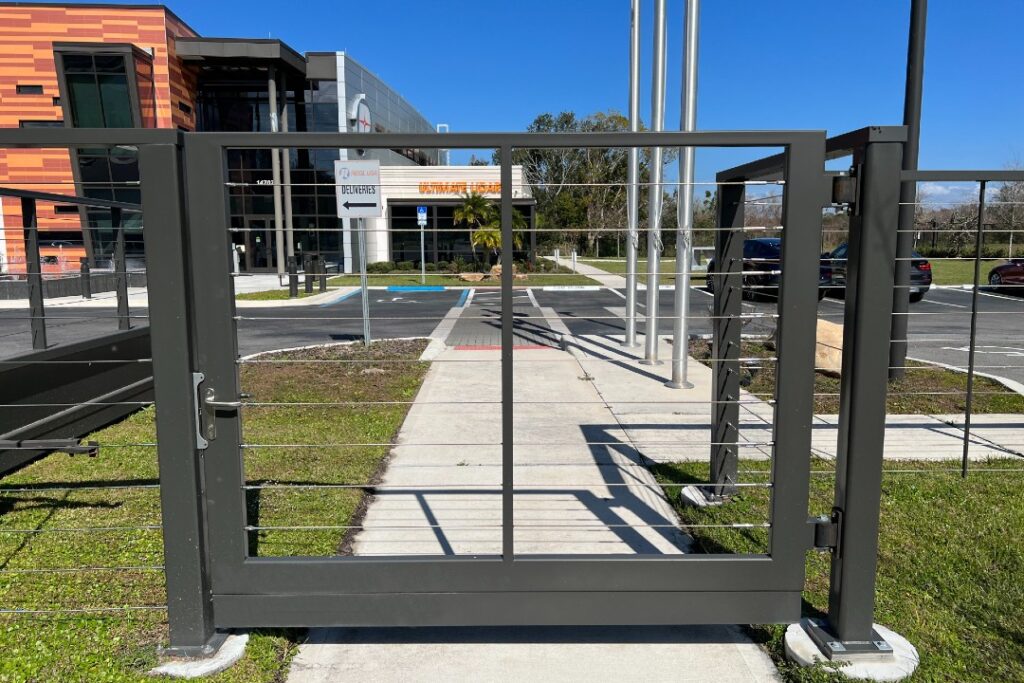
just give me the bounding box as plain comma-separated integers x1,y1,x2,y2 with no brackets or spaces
1,285,1022,385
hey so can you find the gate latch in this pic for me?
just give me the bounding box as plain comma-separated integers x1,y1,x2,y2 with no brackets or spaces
192,372,242,449
811,507,843,553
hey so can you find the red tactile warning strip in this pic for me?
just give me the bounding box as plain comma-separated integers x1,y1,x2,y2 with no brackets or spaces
454,345,552,351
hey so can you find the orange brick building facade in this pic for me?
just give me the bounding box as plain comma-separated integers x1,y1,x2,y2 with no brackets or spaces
0,3,197,274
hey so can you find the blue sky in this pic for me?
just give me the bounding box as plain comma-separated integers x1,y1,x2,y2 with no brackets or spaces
106,1,1024,184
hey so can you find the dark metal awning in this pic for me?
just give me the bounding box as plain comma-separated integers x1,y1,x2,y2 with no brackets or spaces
175,37,306,77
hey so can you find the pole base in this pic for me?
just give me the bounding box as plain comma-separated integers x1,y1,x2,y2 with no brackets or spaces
664,380,694,389
153,632,249,677
156,631,230,660
680,485,729,507
785,620,919,680
638,359,663,366
621,340,642,348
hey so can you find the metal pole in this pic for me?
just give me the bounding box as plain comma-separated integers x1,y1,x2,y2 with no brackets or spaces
268,67,286,279
304,254,314,293
642,0,667,364
22,197,46,350
500,145,514,561
113,207,130,330
318,256,327,293
358,217,371,346
668,0,700,388
279,71,295,264
961,181,986,478
889,0,927,380
623,0,641,348
420,218,426,285
138,143,217,656
818,139,904,655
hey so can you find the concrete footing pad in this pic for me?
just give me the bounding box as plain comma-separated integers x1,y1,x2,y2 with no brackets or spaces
149,633,249,678
785,620,919,681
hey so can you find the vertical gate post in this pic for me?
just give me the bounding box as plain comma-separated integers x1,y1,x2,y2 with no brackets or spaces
113,207,131,330
22,197,47,350
138,142,220,656
708,180,743,497
500,144,514,561
807,137,905,657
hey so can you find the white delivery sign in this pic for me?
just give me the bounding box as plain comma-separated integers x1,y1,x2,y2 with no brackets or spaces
335,159,382,218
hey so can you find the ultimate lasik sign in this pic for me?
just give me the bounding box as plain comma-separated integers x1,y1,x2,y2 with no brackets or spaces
335,160,382,218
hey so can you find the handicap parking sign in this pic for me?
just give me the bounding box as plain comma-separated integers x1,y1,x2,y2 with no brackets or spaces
417,205,428,226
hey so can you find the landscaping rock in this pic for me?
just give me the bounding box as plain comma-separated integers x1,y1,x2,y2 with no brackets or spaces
815,319,843,377
767,319,844,377
459,272,485,282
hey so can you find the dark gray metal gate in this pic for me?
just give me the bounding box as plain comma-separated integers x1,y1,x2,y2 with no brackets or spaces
133,128,899,656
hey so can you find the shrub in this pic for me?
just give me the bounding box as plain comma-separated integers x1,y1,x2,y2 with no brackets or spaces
424,262,437,272
436,260,450,272
396,260,415,271
367,261,394,273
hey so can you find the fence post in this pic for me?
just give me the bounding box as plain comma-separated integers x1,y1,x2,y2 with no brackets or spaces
303,254,314,294
21,197,47,350
317,256,327,293
807,135,905,657
708,180,744,498
287,256,298,298
79,257,92,299
113,207,130,330
960,182,987,478
138,142,220,656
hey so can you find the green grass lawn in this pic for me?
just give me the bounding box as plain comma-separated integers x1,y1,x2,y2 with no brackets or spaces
0,340,429,681
235,288,324,301
326,271,599,288
578,257,705,285
927,258,1003,286
690,339,1024,414
654,458,1024,682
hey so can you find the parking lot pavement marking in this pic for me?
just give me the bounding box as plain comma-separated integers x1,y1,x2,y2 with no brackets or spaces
920,298,967,309
936,284,1024,304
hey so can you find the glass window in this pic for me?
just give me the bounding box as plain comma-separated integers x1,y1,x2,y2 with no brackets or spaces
61,53,135,128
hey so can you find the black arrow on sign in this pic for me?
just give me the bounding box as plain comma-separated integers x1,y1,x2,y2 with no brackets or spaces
343,201,377,209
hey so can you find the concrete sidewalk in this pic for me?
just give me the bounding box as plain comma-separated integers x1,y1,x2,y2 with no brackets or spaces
549,255,627,289
287,339,780,682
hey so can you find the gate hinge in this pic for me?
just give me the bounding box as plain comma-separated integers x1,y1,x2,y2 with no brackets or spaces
810,507,843,553
831,173,858,206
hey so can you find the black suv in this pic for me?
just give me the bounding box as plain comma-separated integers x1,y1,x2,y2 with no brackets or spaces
822,242,931,302
705,237,829,300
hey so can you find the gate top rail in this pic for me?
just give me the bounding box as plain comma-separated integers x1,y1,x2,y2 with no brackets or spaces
179,129,825,150
718,126,908,182
902,170,1024,182
0,128,179,148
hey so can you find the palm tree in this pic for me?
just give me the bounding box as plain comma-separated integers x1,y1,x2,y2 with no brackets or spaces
453,191,495,267
472,209,526,266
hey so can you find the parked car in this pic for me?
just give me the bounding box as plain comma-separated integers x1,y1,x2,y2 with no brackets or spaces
705,237,829,300
821,242,932,302
988,259,1024,293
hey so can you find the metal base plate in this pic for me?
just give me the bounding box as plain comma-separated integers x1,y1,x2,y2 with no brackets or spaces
157,630,229,659
803,619,894,662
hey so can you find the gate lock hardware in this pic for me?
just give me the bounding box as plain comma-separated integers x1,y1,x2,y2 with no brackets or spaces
831,174,858,207
811,507,843,553
192,372,242,449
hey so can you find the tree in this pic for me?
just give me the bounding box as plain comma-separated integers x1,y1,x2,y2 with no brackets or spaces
505,110,676,256
471,209,526,264
453,191,495,265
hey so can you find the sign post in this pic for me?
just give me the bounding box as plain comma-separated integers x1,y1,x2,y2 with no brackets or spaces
335,160,382,346
417,205,428,285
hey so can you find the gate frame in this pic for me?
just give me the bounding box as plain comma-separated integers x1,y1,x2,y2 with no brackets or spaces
144,129,829,652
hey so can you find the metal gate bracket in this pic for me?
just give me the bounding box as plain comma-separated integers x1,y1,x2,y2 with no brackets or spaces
811,507,842,552
831,173,858,207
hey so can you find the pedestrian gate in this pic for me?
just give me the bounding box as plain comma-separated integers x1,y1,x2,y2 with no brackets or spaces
133,129,903,655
